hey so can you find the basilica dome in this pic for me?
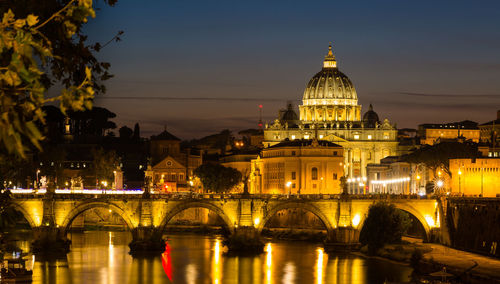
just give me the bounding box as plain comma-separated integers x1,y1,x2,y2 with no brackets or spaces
302,45,358,105
299,45,361,124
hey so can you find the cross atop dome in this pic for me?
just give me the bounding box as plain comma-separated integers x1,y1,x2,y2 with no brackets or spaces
323,43,337,69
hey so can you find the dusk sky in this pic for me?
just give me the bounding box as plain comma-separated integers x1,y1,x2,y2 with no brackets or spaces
85,0,500,139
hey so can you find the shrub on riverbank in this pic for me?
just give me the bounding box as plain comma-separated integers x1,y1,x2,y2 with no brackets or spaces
359,202,412,254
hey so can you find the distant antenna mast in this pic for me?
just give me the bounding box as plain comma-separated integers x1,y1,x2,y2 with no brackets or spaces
258,104,263,130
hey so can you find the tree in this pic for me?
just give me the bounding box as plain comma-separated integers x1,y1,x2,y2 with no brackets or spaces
119,125,133,140
194,163,242,193
89,147,119,188
0,190,22,251
1,0,121,158
359,202,412,255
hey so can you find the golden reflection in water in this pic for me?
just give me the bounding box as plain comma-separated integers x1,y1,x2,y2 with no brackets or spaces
351,257,365,283
283,262,296,283
108,231,115,284
186,263,198,284
265,243,272,284
213,238,222,284
315,247,327,284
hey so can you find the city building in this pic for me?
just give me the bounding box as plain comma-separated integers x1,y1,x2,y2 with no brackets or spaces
418,120,480,145
449,158,500,197
147,129,202,192
479,110,500,146
366,156,412,194
250,139,344,194
263,45,399,181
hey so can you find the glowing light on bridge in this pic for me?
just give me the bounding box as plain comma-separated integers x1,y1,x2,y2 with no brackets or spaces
425,215,436,228
253,217,260,227
352,214,361,227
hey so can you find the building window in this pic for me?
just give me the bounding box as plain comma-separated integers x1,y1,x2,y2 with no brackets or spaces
333,173,338,180
291,151,296,156
367,135,372,140
291,171,296,180
333,151,338,156
312,167,318,180
292,183,296,188
179,174,184,181
304,135,310,139
313,184,317,189
354,135,360,140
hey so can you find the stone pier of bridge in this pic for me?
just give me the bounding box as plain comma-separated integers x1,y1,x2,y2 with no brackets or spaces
10,191,442,255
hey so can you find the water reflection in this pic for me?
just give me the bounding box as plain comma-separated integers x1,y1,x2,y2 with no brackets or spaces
265,243,272,284
212,239,221,284
15,231,411,284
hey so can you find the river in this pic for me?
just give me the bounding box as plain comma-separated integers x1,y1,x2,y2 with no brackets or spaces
15,231,413,283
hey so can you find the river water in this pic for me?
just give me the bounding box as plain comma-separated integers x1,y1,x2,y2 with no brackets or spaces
17,231,412,284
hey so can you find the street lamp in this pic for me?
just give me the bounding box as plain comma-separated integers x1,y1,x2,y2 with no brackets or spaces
286,181,292,195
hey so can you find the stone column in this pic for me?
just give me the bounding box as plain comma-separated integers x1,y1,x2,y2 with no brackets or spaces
128,197,165,255
325,198,361,252
32,191,70,255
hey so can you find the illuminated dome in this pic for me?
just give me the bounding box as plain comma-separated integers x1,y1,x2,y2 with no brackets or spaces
302,45,358,104
299,45,361,124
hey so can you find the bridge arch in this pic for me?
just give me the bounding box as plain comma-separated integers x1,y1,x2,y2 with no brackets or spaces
357,202,432,242
159,201,235,232
10,202,37,228
61,201,134,236
257,202,335,235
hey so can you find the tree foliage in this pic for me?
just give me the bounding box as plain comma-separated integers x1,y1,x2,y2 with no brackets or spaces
359,202,412,254
89,147,119,188
403,142,480,178
0,0,121,158
194,163,242,193
119,125,133,140
0,190,21,232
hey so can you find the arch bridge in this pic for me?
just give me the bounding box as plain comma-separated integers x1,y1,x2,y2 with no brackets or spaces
11,191,442,254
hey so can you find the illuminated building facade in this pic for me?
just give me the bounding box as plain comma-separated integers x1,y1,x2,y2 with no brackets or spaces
366,157,412,194
250,139,344,194
264,45,399,181
418,120,480,145
450,158,500,197
147,130,202,191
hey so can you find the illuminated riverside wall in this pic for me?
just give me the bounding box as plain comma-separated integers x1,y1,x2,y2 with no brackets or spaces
446,198,500,258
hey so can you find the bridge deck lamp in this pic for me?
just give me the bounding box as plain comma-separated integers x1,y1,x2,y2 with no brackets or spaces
253,217,260,227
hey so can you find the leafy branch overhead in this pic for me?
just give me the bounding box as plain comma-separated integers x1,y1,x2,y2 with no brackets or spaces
0,0,121,158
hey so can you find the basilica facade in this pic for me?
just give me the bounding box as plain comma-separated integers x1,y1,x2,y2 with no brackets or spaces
263,45,399,183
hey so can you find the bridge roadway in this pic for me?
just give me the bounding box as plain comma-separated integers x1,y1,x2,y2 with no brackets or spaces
10,190,442,254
